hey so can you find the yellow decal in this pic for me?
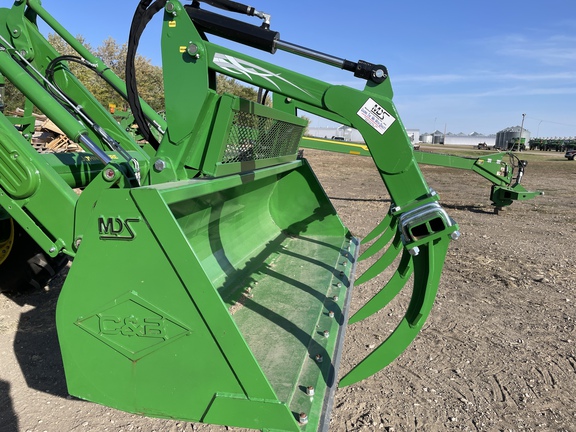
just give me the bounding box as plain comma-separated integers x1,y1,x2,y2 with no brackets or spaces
169,21,176,28
179,46,186,53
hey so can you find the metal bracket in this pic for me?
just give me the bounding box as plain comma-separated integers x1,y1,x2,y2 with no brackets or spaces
399,202,459,249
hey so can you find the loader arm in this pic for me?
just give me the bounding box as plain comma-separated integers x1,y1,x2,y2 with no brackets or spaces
300,136,542,211
0,1,460,431
412,150,543,211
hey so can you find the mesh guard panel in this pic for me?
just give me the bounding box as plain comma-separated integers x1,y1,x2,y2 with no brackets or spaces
221,110,304,164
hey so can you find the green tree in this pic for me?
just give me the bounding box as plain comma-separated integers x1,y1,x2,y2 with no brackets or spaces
3,79,26,114
3,34,164,114
215,74,258,102
46,34,164,112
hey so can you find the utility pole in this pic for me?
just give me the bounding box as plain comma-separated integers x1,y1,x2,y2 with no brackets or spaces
519,113,526,151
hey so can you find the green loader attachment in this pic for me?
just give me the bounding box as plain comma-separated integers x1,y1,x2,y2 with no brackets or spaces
301,137,543,213
0,1,459,430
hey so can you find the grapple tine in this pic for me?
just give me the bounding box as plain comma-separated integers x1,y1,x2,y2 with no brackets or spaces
348,250,413,324
354,230,402,286
339,236,450,387
358,216,398,261
361,211,392,245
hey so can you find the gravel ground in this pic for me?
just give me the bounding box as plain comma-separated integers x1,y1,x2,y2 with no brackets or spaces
1,147,574,432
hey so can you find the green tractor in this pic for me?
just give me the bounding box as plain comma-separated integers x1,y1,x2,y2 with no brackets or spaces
0,0,459,430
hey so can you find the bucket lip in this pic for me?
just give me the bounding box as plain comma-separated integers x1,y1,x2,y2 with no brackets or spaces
317,234,360,432
133,160,304,202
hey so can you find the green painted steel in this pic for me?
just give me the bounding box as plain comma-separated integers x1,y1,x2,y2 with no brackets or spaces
0,0,463,430
349,251,414,325
340,237,451,387
57,161,356,430
301,138,543,211
361,211,392,244
358,216,398,260
301,136,371,157
355,232,402,286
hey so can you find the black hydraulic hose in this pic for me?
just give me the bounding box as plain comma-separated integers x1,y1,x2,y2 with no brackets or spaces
46,55,124,97
126,0,166,150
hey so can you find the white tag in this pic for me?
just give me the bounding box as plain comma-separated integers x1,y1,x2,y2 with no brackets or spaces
357,98,396,135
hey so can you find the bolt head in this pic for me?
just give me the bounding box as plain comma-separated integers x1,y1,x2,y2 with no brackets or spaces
315,354,323,363
299,412,309,425
373,69,385,79
306,386,315,396
408,246,420,256
187,43,199,56
451,230,461,240
103,168,116,181
154,159,166,172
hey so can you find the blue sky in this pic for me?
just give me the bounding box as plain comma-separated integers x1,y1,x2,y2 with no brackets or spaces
34,0,576,137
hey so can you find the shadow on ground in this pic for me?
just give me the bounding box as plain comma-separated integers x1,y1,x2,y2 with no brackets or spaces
0,379,18,432
7,273,69,400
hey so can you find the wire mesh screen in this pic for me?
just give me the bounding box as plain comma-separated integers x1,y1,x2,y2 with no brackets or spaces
221,110,304,164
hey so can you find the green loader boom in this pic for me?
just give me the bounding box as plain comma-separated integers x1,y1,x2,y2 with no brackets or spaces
301,136,543,212
0,1,459,430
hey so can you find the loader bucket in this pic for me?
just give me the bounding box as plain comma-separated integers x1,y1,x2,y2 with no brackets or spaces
56,159,358,432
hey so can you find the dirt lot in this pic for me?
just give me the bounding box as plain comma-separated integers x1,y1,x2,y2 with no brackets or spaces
1,147,574,432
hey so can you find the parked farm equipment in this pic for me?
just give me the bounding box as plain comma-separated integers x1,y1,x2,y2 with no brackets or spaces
301,137,542,213
0,0,459,430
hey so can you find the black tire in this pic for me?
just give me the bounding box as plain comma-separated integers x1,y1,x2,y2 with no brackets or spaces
0,218,69,293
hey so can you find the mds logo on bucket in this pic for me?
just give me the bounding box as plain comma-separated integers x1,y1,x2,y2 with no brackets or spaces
98,217,139,240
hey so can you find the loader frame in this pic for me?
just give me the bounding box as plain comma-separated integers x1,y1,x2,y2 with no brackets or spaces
0,1,459,430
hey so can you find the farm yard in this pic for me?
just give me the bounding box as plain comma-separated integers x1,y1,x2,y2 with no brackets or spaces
1,146,575,432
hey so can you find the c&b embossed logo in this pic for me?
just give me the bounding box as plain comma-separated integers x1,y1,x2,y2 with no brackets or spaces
76,291,190,360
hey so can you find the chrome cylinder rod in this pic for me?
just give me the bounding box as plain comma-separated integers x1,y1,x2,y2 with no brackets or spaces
274,39,349,69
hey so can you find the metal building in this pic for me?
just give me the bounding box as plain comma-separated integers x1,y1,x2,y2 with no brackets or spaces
495,126,531,150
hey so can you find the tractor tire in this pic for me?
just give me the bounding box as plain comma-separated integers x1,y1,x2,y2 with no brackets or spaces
0,218,69,293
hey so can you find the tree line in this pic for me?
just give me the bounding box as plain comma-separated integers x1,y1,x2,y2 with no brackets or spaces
3,34,313,134
4,34,258,114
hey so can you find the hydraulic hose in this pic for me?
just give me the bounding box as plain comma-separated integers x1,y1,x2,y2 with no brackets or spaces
126,0,167,150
